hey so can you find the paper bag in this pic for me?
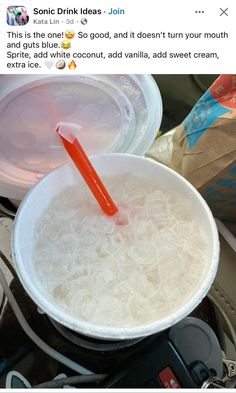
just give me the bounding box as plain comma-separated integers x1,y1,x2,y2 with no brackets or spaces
171,74,236,221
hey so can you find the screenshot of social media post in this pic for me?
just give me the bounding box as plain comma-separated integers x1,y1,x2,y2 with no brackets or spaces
0,0,235,391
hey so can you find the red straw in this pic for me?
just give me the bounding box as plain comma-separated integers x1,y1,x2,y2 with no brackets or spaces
56,125,118,216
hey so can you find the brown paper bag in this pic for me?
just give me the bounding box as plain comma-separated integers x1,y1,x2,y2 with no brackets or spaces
171,74,236,221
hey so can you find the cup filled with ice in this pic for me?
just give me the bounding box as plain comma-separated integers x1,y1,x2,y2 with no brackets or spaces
12,154,219,340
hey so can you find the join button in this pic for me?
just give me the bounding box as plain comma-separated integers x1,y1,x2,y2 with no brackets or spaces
107,8,125,15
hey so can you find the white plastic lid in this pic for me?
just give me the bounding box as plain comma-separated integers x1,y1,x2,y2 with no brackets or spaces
0,75,162,199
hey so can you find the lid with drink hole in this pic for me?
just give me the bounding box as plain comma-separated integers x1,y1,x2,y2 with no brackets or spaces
0,74,162,200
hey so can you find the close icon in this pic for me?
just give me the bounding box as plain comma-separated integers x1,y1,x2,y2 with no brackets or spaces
220,8,228,16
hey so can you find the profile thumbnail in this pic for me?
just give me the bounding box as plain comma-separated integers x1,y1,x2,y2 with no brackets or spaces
7,6,29,26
